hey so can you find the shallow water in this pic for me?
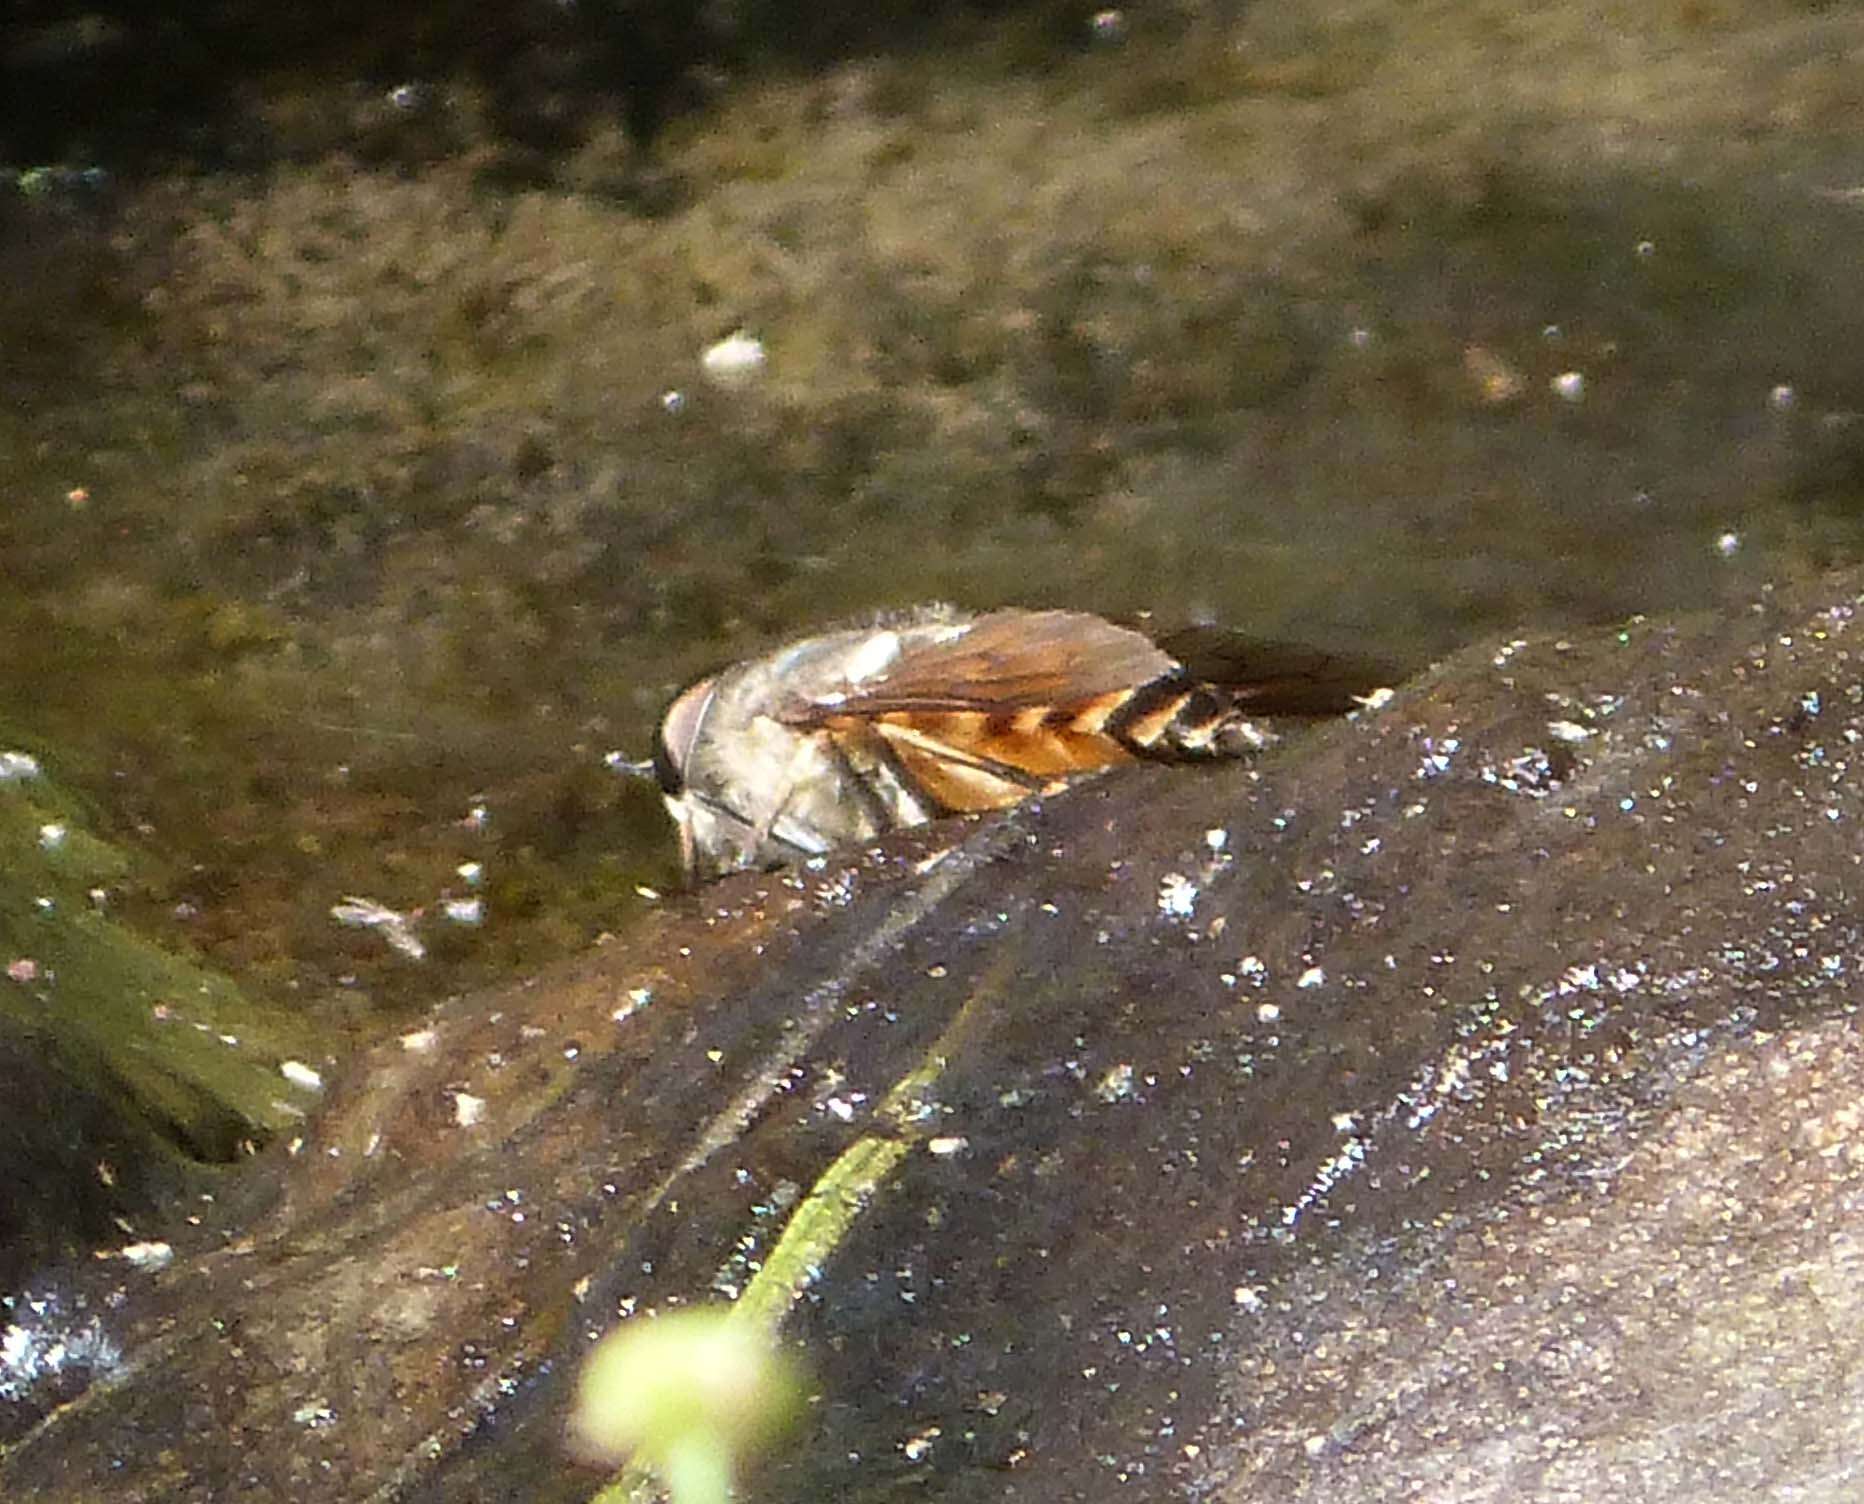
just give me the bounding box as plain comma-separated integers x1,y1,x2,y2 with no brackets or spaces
2,0,1861,1028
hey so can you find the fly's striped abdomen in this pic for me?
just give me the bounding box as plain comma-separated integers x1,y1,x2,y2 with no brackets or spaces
1101,674,1276,759
821,705,1134,816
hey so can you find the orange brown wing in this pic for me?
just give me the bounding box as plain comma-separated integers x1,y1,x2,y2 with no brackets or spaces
816,699,1142,815
790,609,1177,718
786,610,1392,815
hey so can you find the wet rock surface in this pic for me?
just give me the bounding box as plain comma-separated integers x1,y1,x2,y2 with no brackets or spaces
5,567,1863,1500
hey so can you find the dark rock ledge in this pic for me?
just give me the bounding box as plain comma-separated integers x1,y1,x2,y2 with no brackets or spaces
5,568,1863,1503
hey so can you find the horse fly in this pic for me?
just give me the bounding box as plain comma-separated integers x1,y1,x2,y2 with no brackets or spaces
620,606,1389,882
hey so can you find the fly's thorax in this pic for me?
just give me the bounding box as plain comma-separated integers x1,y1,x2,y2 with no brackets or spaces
671,624,955,876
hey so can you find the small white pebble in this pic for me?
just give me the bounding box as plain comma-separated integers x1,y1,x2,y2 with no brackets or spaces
700,331,767,387
927,1136,969,1157
1546,719,1593,743
442,897,483,926
106,1240,174,1271
454,1092,487,1127
1551,371,1586,402
1296,966,1326,989
280,1060,324,1092
1716,531,1741,558
456,861,483,886
37,823,66,850
401,1027,438,1052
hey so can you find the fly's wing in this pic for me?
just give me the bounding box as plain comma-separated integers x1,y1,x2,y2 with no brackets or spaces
792,610,1179,716
777,609,1395,816
1152,626,1399,718
778,611,1175,815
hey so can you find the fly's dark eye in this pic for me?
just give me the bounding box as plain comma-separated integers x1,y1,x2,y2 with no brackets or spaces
653,676,717,797
651,724,684,795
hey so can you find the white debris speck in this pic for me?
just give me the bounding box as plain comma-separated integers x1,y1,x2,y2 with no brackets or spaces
104,1241,173,1271
1088,8,1126,43
456,861,484,886
927,1135,969,1157
1546,719,1593,743
330,896,426,960
37,823,66,850
442,897,483,926
1256,1001,1281,1023
401,1027,438,1053
1331,1112,1358,1133
825,1096,857,1123
1,1301,120,1401
279,1060,324,1092
1095,1062,1136,1103
0,751,42,781
6,958,39,985
462,803,490,831
613,986,653,1024
1716,531,1741,558
634,884,661,901
1232,1284,1266,1312
1769,383,1796,411
1296,966,1327,989
292,1401,336,1428
1157,872,1199,920
453,1092,487,1128
659,388,686,414
1353,686,1396,712
700,330,767,387
1204,828,1229,853
1551,371,1586,402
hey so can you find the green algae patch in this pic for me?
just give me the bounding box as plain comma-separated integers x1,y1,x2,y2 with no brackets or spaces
0,736,323,1159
